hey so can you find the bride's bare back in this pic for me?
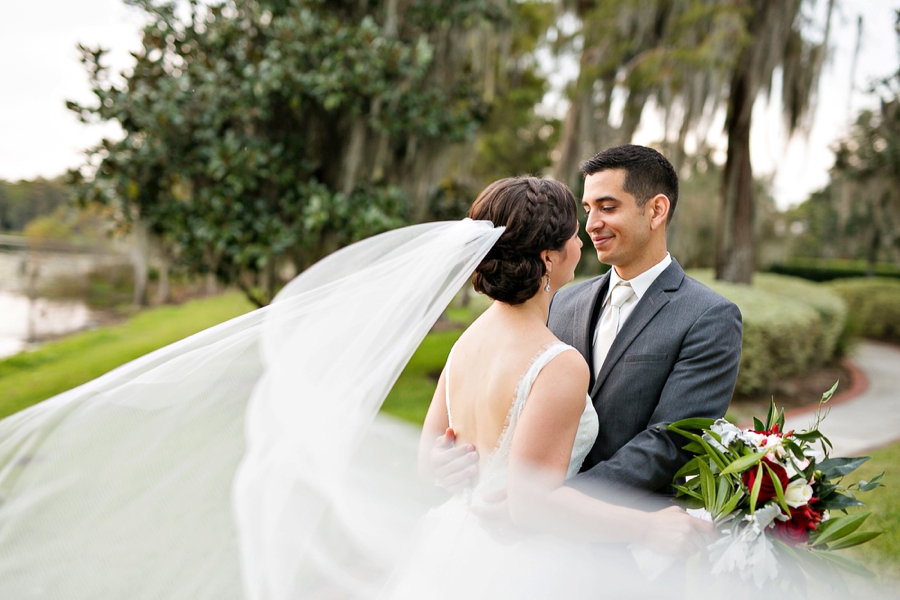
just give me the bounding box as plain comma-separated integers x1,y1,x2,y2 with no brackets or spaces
444,307,563,470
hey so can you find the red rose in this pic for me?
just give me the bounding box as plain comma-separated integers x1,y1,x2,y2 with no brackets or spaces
770,502,823,546
742,457,789,503
772,518,809,545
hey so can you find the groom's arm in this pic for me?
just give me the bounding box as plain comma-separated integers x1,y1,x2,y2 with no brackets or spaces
570,300,742,499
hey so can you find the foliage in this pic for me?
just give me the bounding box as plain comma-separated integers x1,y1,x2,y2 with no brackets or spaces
68,0,514,306
670,392,883,589
751,273,847,361
784,12,900,272
691,271,844,395
0,292,253,420
0,178,71,232
826,278,900,344
845,440,900,579
552,0,746,182
768,258,900,282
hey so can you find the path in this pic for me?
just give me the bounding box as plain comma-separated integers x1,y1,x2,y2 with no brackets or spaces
784,341,900,457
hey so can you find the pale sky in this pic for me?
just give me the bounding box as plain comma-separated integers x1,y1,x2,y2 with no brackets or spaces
1,0,898,209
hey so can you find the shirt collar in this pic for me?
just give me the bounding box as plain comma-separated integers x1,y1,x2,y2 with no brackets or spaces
604,253,672,303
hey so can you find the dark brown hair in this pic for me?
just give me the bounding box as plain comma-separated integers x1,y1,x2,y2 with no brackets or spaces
468,177,578,305
580,144,678,223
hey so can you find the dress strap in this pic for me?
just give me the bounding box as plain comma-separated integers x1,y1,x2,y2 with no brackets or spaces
445,346,454,430
511,343,576,423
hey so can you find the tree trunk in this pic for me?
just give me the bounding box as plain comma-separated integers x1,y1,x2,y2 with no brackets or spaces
866,226,880,277
715,68,756,284
156,255,170,305
132,217,150,306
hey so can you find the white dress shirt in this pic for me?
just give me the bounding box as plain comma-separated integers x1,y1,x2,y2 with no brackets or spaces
591,253,672,354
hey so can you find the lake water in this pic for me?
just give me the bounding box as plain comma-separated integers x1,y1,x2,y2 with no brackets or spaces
0,250,125,360
0,291,92,358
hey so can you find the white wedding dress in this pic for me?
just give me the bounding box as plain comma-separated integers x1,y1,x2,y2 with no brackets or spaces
381,342,599,599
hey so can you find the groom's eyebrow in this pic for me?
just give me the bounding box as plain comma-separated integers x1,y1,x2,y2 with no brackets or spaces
585,196,620,205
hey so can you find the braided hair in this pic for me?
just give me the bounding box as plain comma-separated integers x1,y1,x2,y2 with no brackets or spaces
468,177,578,305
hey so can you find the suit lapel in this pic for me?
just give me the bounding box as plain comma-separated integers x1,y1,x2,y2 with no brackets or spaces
589,261,685,398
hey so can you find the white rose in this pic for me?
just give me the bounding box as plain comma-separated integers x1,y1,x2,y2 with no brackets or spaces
784,479,814,508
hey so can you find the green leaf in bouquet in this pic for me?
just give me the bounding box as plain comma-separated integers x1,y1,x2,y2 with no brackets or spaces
717,486,744,520
783,439,805,459
825,529,882,550
673,483,703,501
712,475,735,517
673,456,701,480
852,472,884,492
810,511,870,546
765,398,777,430
698,459,716,511
680,441,704,454
669,426,729,472
808,548,876,579
817,492,864,510
814,481,840,500
791,429,826,442
749,463,763,514
672,494,705,510
719,451,764,476
818,456,870,479
753,416,765,432
763,461,791,516
821,380,839,403
667,417,716,432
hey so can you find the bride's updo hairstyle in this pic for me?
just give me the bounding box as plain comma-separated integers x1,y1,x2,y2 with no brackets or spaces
468,177,578,305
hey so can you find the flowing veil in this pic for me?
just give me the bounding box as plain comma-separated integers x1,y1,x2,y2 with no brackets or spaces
0,220,503,599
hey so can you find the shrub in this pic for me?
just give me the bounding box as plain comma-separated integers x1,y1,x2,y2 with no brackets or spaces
826,278,900,344
689,271,846,396
768,258,900,282
752,273,847,360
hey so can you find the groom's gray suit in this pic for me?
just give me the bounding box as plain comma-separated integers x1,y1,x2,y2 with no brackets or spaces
548,258,742,499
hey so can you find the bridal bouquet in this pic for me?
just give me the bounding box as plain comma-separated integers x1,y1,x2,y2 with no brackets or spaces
668,383,883,588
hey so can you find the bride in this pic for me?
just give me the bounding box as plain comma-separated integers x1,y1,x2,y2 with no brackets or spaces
0,176,708,599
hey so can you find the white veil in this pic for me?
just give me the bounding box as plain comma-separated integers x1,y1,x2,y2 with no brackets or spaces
0,220,503,599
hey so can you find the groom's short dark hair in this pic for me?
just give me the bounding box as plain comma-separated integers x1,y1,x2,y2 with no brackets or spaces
580,145,678,224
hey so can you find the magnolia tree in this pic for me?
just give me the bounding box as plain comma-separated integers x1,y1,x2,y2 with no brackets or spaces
69,0,525,306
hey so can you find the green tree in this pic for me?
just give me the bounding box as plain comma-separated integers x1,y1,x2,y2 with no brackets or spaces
69,0,514,306
550,0,746,187
715,0,833,284
783,11,900,273
0,178,71,232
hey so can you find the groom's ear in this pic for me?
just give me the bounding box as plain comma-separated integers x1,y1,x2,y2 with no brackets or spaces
646,194,670,230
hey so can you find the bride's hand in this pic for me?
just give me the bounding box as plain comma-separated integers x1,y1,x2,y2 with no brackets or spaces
431,428,480,493
642,506,716,557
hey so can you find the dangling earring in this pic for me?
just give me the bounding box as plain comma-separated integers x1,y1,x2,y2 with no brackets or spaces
544,273,551,292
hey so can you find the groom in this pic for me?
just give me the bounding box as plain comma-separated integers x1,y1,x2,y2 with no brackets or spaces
434,144,742,506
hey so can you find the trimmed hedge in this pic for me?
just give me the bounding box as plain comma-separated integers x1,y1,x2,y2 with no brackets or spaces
826,278,900,344
752,273,848,360
689,271,846,396
768,258,900,282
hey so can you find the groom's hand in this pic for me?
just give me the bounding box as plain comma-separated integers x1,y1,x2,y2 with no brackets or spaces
431,428,479,493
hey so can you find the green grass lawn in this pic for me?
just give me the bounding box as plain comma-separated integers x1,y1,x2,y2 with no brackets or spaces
0,292,255,419
845,442,900,581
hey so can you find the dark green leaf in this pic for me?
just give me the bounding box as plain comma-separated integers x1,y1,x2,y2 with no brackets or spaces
818,456,870,479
